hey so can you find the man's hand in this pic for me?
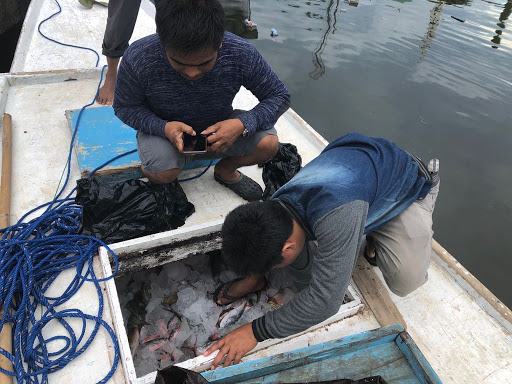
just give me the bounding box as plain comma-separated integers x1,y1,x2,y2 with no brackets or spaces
164,121,195,152
201,119,245,153
204,323,258,369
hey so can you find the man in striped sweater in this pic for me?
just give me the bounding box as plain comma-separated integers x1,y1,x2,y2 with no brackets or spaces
113,0,290,201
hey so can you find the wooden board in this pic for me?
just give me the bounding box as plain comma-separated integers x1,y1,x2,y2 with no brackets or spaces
352,255,407,330
202,324,442,384
65,106,217,177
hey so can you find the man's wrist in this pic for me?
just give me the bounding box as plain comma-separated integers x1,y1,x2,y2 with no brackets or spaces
234,117,248,137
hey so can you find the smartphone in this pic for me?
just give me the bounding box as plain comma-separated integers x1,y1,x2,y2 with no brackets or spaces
182,133,207,154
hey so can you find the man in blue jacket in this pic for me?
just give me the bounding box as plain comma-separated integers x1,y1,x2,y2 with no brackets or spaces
205,132,440,368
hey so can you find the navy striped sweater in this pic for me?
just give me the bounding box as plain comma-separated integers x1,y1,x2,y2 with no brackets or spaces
113,32,290,137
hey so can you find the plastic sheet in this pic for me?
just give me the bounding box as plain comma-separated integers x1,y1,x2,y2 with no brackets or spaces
286,378,389,384
155,366,210,384
75,177,194,243
261,143,302,200
154,366,388,384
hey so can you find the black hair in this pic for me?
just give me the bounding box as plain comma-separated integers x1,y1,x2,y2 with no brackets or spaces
221,201,294,276
155,0,225,54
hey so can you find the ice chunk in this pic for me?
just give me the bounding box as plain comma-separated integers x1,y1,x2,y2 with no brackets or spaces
134,344,161,376
145,297,161,314
170,319,193,346
164,262,191,282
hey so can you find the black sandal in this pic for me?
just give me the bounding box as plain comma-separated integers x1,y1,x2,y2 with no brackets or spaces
214,172,263,202
213,276,267,306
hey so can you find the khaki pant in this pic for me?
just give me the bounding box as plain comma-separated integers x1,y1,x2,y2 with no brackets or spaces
369,181,440,296
286,181,440,297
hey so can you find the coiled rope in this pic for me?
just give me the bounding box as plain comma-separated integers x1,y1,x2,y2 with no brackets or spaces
0,64,121,384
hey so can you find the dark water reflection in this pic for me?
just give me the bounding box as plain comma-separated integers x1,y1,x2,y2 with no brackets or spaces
225,0,512,307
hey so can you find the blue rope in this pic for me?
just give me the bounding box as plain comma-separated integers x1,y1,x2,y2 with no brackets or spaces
38,0,100,67
0,64,121,383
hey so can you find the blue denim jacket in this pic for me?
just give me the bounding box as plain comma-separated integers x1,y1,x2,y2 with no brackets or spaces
272,132,433,234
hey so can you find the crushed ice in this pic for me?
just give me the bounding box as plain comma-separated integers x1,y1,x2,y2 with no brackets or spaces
116,253,298,377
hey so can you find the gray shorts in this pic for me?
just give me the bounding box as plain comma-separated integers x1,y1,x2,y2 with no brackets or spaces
136,110,277,173
285,181,440,297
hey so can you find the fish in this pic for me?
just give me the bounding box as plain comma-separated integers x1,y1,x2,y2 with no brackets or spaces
140,333,164,344
125,283,152,323
142,282,152,306
216,299,247,329
128,326,140,359
148,338,168,352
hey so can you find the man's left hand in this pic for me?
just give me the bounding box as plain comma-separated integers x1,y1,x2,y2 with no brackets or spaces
201,119,245,153
204,323,258,369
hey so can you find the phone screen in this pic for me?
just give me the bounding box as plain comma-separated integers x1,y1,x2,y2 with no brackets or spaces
182,133,207,153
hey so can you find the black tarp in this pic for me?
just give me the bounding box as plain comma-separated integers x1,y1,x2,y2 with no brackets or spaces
261,143,302,200
154,366,388,384
75,177,194,243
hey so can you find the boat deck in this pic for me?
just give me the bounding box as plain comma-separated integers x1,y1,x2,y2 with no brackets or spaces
1,0,512,382
1,69,511,384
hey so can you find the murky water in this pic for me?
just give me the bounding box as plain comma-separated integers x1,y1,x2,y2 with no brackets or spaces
223,0,512,307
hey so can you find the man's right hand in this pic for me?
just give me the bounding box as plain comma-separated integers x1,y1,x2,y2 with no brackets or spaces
164,121,196,152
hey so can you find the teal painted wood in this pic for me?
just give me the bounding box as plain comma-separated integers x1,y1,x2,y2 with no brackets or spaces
65,106,216,175
396,333,443,384
202,325,442,384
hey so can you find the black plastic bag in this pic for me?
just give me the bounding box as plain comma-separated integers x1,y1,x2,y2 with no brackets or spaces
75,177,194,243
153,366,387,384
261,143,302,200
155,366,210,384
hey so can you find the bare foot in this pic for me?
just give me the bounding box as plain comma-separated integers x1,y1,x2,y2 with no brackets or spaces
365,236,377,259
97,57,120,105
216,274,266,305
96,74,116,105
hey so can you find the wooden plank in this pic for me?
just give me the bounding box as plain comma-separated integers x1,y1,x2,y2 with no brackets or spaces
0,113,13,383
202,325,404,384
396,332,443,384
239,342,416,384
352,255,407,330
0,114,12,228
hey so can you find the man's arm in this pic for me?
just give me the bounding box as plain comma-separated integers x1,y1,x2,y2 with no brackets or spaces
236,44,291,136
254,200,368,340
205,201,368,368
113,57,168,137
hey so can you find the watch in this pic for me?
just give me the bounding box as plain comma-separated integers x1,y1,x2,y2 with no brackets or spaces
242,128,249,138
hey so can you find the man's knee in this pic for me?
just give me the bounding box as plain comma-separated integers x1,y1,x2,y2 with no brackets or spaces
142,166,182,184
254,134,279,160
384,260,429,297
